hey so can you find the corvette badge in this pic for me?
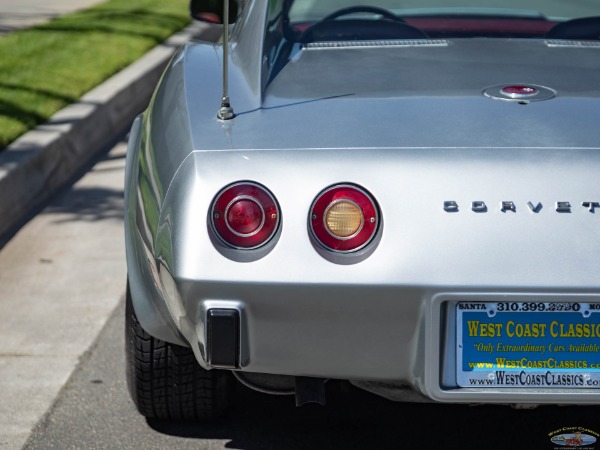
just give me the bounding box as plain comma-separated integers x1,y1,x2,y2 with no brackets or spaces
443,201,600,213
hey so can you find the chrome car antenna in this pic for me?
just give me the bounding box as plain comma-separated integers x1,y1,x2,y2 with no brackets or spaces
217,0,235,120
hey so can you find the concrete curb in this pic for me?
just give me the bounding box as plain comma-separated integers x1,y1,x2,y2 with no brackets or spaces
0,21,219,240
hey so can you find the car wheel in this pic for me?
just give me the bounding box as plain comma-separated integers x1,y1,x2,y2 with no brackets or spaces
125,283,234,421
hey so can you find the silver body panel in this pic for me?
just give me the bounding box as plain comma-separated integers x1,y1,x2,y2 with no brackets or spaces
124,0,600,404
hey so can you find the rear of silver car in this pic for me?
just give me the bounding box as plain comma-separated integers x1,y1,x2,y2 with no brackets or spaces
127,135,600,405
125,0,600,420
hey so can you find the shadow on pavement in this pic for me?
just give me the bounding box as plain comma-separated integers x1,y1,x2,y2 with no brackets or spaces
146,378,598,450
44,186,124,223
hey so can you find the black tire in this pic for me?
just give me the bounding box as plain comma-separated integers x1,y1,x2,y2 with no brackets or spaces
125,284,234,421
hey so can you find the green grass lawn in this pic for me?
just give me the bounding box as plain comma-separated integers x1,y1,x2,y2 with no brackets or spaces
0,0,190,150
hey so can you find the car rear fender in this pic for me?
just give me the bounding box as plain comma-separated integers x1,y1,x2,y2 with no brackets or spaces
125,115,187,346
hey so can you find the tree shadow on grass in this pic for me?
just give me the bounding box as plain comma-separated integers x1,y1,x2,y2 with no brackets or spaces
0,7,189,150
36,8,189,42
0,81,77,104
0,82,81,150
0,98,46,134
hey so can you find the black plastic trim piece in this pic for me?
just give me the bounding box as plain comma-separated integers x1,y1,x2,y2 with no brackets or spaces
207,309,240,368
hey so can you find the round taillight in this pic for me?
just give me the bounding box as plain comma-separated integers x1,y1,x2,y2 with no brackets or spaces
211,182,279,249
310,184,379,252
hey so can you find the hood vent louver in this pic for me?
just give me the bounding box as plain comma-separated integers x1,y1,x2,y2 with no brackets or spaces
545,40,600,48
303,39,449,50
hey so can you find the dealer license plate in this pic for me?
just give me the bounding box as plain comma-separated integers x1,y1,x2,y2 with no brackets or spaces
456,301,600,388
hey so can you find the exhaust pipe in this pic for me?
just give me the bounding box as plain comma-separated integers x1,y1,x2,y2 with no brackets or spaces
295,377,327,406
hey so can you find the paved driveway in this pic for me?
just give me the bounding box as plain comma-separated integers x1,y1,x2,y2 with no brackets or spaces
0,0,104,34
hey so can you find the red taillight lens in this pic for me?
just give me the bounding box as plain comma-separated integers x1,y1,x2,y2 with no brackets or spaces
310,184,379,252
211,182,279,249
227,199,264,235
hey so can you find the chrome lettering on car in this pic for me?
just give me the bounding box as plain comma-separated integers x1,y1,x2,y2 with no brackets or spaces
444,201,600,213
582,202,600,213
527,201,542,213
443,201,459,212
501,201,516,212
472,201,487,212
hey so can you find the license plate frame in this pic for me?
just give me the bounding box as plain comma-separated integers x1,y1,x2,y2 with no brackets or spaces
456,301,600,388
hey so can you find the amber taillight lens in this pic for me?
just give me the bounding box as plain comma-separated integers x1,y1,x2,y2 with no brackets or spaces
310,184,379,252
211,182,280,249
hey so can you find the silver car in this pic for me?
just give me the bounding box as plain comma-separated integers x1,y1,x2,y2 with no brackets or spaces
124,0,600,420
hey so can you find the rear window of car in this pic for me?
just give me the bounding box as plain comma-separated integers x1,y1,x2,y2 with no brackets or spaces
287,0,600,40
